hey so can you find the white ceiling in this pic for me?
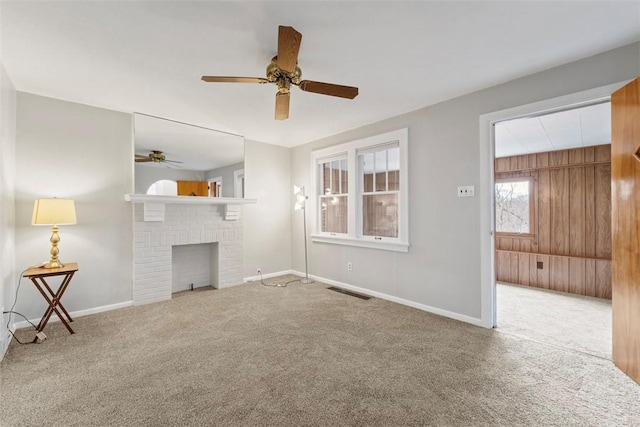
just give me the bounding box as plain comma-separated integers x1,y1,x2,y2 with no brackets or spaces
134,114,244,171
2,1,639,148
495,101,611,158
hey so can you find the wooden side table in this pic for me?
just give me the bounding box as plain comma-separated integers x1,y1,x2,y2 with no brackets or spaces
24,263,79,334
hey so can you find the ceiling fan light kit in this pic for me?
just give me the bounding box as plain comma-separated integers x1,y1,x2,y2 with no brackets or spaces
202,25,358,120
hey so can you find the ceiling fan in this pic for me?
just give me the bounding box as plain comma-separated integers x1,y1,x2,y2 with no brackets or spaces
201,25,358,120
135,150,183,167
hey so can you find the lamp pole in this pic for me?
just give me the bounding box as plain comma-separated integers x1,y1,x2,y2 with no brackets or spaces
298,186,314,284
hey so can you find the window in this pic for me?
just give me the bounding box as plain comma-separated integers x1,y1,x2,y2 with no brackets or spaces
311,128,409,252
359,144,400,238
495,177,534,235
318,157,348,234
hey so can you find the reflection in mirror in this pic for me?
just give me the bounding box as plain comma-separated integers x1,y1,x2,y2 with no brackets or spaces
147,179,177,196
134,114,245,197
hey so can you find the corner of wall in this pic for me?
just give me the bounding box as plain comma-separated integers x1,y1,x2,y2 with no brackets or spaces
0,60,18,360
243,139,292,277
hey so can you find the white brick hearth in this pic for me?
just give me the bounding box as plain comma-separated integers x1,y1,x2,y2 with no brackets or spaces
132,203,244,305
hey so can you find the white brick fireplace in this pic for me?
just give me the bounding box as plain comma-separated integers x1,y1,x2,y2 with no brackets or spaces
126,194,255,305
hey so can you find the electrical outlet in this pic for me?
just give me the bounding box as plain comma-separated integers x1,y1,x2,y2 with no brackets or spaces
457,185,475,197
256,268,261,275
347,262,352,271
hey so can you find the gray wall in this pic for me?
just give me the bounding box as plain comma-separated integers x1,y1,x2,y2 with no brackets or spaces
205,161,244,198
290,42,640,320
0,61,17,358
6,42,637,331
10,95,292,323
134,165,204,194
244,140,291,278
14,93,134,320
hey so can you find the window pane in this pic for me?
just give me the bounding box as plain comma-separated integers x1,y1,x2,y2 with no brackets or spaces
388,170,400,191
362,194,398,238
361,153,374,192
322,163,331,195
331,160,340,194
340,158,348,194
375,150,386,191
388,148,400,191
495,180,531,234
321,195,348,234
375,173,386,192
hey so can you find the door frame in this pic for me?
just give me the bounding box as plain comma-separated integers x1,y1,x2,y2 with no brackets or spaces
478,81,628,329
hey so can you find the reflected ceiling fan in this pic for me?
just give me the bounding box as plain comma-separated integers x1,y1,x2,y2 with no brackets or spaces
201,25,358,120
135,150,183,167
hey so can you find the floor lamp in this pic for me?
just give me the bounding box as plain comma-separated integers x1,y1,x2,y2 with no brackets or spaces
294,185,314,284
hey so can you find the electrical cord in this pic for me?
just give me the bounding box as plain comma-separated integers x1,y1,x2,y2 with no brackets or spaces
4,269,39,345
258,270,285,287
257,271,302,288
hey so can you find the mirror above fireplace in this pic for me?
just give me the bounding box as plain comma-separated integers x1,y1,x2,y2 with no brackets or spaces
133,113,245,197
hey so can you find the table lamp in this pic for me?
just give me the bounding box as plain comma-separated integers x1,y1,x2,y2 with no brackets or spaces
32,198,77,269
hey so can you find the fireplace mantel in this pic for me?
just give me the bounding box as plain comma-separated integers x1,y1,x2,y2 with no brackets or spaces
124,194,256,221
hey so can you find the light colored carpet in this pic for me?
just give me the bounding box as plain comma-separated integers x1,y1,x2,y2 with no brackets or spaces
2,276,639,426
497,283,612,360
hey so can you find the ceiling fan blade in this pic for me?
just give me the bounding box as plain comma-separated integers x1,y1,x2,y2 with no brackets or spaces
298,80,359,99
201,76,269,84
135,155,153,162
163,159,184,164
275,92,290,120
277,26,302,74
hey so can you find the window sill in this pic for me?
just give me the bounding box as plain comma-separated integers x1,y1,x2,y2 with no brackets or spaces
310,234,409,253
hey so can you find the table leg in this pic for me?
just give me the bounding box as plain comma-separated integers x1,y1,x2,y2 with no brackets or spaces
39,274,74,323
31,274,75,334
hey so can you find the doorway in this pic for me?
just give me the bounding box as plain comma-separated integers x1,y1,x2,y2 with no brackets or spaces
491,102,612,357
479,83,627,327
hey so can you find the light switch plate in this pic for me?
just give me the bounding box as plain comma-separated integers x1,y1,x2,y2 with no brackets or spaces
457,185,475,197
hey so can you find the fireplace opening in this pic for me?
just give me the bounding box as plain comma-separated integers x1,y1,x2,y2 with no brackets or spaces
172,243,219,293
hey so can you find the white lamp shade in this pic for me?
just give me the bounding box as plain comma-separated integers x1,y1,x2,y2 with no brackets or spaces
294,202,303,211
293,185,302,195
32,199,77,225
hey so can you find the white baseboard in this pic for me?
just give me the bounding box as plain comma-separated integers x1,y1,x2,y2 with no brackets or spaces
292,270,484,328
1,324,16,361
243,269,294,283
13,300,133,330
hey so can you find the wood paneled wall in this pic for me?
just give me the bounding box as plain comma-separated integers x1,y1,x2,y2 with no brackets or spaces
495,144,612,299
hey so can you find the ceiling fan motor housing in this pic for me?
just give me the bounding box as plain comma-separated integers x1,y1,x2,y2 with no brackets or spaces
150,150,166,163
267,56,301,93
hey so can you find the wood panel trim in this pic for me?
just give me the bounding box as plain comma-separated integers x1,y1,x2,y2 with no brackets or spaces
495,160,610,173
496,249,610,262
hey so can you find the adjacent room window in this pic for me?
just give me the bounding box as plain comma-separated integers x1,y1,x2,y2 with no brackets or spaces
495,177,534,235
311,128,409,252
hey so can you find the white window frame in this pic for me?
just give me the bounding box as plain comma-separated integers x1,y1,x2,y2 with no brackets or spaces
233,169,245,198
310,128,409,252
494,176,535,237
316,153,349,236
